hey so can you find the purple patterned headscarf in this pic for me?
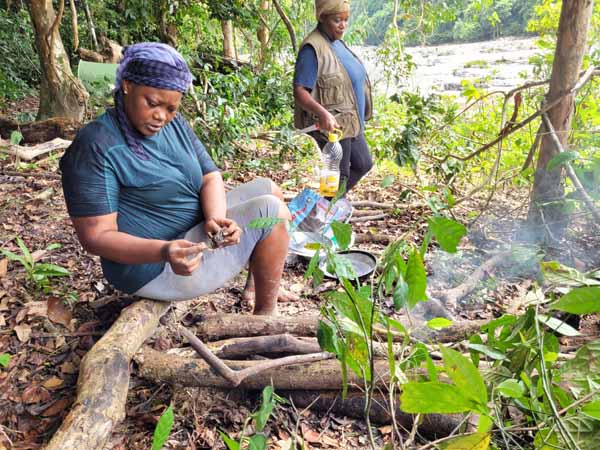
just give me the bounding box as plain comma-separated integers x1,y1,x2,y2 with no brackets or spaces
114,42,193,159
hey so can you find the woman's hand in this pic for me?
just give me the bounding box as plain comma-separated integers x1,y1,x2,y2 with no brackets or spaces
164,240,207,276
317,110,339,132
204,217,242,248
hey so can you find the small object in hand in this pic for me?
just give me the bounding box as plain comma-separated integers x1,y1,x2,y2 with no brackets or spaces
207,229,226,249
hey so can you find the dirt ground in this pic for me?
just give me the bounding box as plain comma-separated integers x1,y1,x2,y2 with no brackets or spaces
1,99,598,449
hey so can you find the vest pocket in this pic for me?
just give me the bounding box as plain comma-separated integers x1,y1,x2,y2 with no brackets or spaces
317,73,345,107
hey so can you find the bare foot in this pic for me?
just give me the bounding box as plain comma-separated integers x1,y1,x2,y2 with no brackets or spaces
242,286,300,304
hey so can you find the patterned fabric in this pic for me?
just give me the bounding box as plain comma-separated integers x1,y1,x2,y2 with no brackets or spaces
113,42,193,159
315,0,350,21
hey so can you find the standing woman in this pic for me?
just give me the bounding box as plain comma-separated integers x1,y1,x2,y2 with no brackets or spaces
60,43,290,315
294,0,374,195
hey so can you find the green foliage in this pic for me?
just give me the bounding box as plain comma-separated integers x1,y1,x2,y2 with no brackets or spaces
0,353,10,368
428,216,467,253
0,237,69,292
190,62,294,162
247,217,285,230
551,287,600,315
0,8,39,104
220,386,282,450
152,405,174,450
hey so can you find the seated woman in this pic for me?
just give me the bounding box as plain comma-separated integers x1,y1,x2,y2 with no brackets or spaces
60,43,290,315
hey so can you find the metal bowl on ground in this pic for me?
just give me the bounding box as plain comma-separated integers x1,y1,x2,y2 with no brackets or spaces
319,250,377,279
289,231,355,260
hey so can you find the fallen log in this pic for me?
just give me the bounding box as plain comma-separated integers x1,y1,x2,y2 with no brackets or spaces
136,347,391,389
195,313,486,344
0,137,71,161
0,116,81,144
284,391,462,439
44,300,169,450
355,233,393,245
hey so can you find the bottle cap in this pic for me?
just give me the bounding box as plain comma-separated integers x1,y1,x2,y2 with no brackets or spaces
328,128,342,142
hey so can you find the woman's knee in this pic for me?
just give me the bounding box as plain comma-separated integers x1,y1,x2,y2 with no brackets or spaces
269,180,284,201
252,194,290,221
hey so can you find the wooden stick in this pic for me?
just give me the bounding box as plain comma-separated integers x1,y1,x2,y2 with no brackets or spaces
349,213,388,223
178,326,333,387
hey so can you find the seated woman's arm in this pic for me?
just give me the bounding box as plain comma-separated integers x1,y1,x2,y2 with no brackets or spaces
71,213,204,276
199,171,241,247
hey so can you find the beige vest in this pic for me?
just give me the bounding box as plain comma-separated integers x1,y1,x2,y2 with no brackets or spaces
294,28,373,139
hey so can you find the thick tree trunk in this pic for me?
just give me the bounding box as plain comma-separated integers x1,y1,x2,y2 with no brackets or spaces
257,0,269,64
221,20,235,59
28,0,88,121
44,300,168,450
527,0,594,241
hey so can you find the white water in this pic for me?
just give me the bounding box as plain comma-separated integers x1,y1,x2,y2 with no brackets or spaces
353,36,539,96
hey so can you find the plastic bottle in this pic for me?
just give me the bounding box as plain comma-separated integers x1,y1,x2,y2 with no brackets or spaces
319,130,343,197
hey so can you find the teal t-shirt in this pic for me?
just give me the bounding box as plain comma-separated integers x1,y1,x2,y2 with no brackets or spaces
60,109,218,293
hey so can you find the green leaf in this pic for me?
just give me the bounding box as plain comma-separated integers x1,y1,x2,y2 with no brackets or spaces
477,415,493,433
16,237,32,266
406,249,427,308
10,130,23,146
439,432,491,450
547,151,579,171
152,405,174,450
496,379,525,398
392,275,409,309
581,401,600,420
248,434,267,450
380,175,395,188
428,216,467,253
441,347,488,408
331,221,352,250
34,264,70,276
330,254,357,280
0,249,28,268
218,430,240,450
45,243,62,251
0,353,10,368
534,429,559,450
254,386,275,432
247,217,284,229
317,320,337,353
427,317,453,330
401,382,475,414
537,314,581,336
551,287,600,315
467,343,507,361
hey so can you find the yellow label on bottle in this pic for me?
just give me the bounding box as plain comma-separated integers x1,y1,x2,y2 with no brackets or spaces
319,172,340,197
